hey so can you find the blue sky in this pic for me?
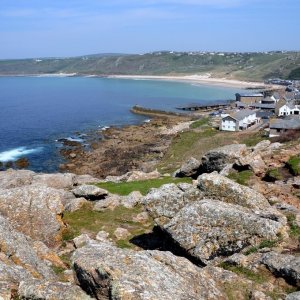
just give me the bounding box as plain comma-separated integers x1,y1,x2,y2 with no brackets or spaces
0,0,299,58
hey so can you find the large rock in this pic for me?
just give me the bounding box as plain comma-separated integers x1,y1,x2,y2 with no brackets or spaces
72,240,256,300
0,186,64,246
72,185,108,200
198,172,271,211
175,157,201,178
32,173,76,189
74,174,101,185
143,183,202,225
18,279,91,300
163,199,285,264
126,170,161,182
0,169,34,189
237,153,267,176
199,144,248,174
120,191,143,208
0,214,55,281
260,252,300,287
286,291,300,300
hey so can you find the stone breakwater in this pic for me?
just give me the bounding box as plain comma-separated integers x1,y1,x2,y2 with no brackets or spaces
0,138,300,299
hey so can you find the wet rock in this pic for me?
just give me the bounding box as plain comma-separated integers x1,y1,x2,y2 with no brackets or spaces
0,214,55,281
260,252,300,287
164,199,285,264
200,144,248,174
0,186,64,246
0,169,34,189
72,240,255,300
114,227,131,240
143,183,202,225
72,184,108,200
18,279,91,300
175,157,201,178
120,191,143,208
15,157,30,169
32,173,76,189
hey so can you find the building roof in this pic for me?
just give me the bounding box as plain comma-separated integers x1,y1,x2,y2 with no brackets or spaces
230,109,256,121
236,102,275,109
262,96,276,103
270,117,300,130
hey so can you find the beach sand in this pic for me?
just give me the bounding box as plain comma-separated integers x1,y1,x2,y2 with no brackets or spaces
107,74,270,88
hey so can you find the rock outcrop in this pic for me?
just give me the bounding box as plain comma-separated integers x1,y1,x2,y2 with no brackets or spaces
72,184,108,200
174,157,201,178
0,186,64,246
18,279,92,300
72,240,257,300
260,252,300,287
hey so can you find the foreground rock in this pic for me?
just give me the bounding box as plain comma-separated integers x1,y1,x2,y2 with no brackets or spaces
72,184,108,200
0,186,64,246
0,215,55,295
72,240,259,300
164,199,285,264
18,279,91,300
143,183,202,225
260,252,300,287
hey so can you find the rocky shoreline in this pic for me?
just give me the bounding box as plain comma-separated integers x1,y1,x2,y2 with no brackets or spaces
59,111,194,178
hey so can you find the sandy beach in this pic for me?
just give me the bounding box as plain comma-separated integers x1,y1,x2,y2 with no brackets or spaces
107,74,273,89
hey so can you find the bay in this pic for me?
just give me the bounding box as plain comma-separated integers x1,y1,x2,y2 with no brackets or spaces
0,76,244,172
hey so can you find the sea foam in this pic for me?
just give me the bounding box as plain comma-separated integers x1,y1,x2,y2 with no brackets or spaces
0,147,43,162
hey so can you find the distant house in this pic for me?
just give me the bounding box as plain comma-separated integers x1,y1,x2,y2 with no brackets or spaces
278,103,300,116
261,96,278,104
236,101,275,111
235,93,264,104
220,109,258,132
269,116,300,136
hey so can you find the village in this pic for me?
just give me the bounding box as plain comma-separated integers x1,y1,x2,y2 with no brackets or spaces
218,79,300,137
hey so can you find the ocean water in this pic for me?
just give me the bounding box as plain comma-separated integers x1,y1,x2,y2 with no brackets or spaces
0,76,244,172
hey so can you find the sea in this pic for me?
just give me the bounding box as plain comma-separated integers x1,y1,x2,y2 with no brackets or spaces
0,76,245,172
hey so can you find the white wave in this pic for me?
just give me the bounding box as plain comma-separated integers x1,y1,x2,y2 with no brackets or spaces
99,126,110,131
0,147,43,162
66,137,84,142
35,73,77,78
144,119,151,123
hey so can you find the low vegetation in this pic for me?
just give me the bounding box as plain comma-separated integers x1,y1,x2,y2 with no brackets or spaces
62,204,154,249
245,239,279,255
264,168,283,182
189,117,209,129
286,156,300,176
287,214,300,239
227,170,254,186
96,177,192,196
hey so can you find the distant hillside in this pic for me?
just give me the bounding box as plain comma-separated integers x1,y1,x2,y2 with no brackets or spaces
0,51,300,81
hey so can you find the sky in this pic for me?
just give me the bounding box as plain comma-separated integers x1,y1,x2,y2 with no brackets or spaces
0,0,299,59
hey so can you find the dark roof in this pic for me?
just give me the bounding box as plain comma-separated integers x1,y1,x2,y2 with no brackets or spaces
236,93,264,97
270,117,300,130
236,102,275,109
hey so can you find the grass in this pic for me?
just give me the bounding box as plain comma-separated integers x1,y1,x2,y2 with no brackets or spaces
227,170,254,186
287,214,300,239
286,156,300,176
62,204,154,248
245,239,279,255
96,176,192,196
189,117,209,129
238,132,268,147
219,262,267,284
264,168,283,182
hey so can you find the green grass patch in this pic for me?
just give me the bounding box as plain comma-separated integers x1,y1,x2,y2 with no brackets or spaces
287,214,300,239
96,177,192,196
286,156,300,176
219,262,267,284
239,133,268,147
264,168,283,182
245,239,279,255
189,117,209,129
227,170,254,186
62,204,154,249
52,265,66,275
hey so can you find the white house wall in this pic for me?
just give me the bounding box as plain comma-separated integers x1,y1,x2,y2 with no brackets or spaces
221,119,237,131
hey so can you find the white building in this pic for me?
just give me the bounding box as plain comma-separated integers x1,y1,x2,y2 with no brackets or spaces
278,103,300,116
220,109,258,132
